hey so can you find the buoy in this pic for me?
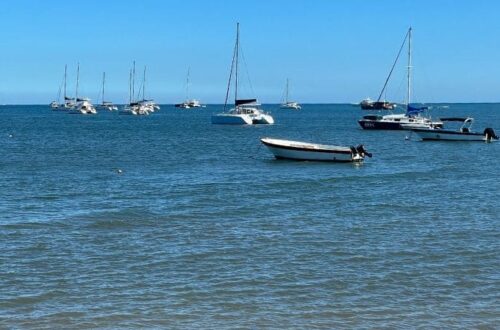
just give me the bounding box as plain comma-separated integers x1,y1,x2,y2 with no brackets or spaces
8,134,13,138
116,169,123,174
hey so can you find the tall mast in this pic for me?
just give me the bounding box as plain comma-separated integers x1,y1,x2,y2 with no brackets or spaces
142,66,146,100
132,61,136,102
101,72,106,103
75,62,80,100
186,67,190,100
63,64,67,99
285,78,289,103
407,27,412,110
235,22,239,104
129,69,132,104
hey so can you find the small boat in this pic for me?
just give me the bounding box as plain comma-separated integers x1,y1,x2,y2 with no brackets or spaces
119,62,153,115
67,63,97,115
96,72,118,111
212,23,274,125
52,65,74,110
359,28,442,130
360,98,395,110
411,117,499,142
280,79,301,110
261,138,372,162
175,68,205,109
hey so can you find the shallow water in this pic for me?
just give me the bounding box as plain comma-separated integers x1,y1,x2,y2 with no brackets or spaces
0,104,499,328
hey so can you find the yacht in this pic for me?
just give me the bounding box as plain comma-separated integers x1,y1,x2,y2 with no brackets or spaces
67,63,97,115
96,72,118,111
358,27,440,130
280,79,301,110
175,68,204,109
52,65,73,110
212,23,274,125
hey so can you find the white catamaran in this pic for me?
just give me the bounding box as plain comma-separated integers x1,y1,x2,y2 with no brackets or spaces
175,68,204,109
211,23,274,125
96,72,118,111
280,78,301,110
68,63,97,115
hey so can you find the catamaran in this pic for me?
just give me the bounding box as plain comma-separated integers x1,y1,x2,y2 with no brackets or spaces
358,27,442,130
211,23,274,125
120,62,150,115
175,68,204,109
96,72,118,111
280,78,301,110
68,63,97,115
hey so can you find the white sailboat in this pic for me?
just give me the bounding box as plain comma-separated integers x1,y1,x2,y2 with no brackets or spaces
50,69,64,110
211,23,274,125
58,64,75,110
358,27,442,130
280,78,301,110
120,62,150,115
68,63,97,115
96,72,118,111
175,68,204,109
137,66,159,113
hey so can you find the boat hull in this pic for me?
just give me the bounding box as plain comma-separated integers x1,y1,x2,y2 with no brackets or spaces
412,129,493,141
261,138,361,162
358,120,403,130
253,114,274,125
211,113,253,125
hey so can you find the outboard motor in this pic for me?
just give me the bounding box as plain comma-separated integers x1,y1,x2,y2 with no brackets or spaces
356,144,372,158
484,128,499,141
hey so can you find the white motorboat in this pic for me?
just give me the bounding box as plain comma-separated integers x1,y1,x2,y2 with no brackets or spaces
412,117,498,142
67,63,97,115
358,27,440,130
280,79,301,110
211,23,274,125
261,138,371,162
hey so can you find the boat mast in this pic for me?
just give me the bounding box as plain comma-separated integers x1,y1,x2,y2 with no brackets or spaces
186,67,190,100
223,23,238,112
407,27,412,111
101,72,106,104
75,62,80,100
63,64,67,100
132,61,136,102
235,22,239,105
142,66,146,101
285,78,289,103
128,69,132,104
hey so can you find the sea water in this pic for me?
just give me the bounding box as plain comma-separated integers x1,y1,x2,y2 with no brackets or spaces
0,104,498,328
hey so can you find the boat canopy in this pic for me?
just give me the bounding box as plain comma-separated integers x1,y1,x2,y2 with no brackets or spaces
407,104,428,116
439,117,470,122
236,98,257,106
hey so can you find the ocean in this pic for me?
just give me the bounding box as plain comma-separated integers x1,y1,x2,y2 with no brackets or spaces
0,104,498,328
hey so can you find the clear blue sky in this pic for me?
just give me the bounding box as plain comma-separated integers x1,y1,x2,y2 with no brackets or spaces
0,0,499,104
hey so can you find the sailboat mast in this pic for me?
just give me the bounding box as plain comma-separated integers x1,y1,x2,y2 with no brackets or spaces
64,64,67,99
75,62,80,100
142,66,146,100
407,27,412,110
132,61,136,102
102,72,106,103
285,78,289,103
235,22,239,104
128,69,132,104
186,67,190,100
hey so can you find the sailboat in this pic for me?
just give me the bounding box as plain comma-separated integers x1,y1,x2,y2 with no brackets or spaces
50,69,64,109
120,62,150,115
137,66,159,112
96,72,118,111
175,68,204,109
211,23,274,125
68,63,97,115
56,65,75,110
358,27,442,130
280,78,301,110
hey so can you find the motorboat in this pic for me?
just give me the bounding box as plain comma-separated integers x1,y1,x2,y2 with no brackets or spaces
211,23,274,125
360,98,395,110
280,79,301,110
261,138,372,162
411,117,498,142
358,28,441,130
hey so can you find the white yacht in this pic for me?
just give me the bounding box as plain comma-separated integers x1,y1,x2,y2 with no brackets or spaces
119,62,152,115
280,79,301,110
67,63,97,115
212,23,274,125
52,65,73,110
175,68,204,109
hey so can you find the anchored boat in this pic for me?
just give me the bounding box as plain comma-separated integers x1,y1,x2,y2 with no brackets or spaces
260,138,371,162
412,117,498,142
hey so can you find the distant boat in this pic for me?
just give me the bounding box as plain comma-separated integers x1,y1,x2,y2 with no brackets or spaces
175,68,205,109
280,78,301,110
261,138,371,162
68,63,97,115
52,65,75,110
211,23,274,125
120,62,152,115
358,27,441,130
96,72,118,111
411,117,498,141
50,69,63,109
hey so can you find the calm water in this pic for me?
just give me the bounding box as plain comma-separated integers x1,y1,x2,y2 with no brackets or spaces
0,104,499,328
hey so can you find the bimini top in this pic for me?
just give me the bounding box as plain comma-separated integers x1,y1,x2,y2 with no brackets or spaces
439,117,472,122
235,98,258,106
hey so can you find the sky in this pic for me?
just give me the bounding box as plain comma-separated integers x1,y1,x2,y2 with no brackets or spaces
0,0,499,104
